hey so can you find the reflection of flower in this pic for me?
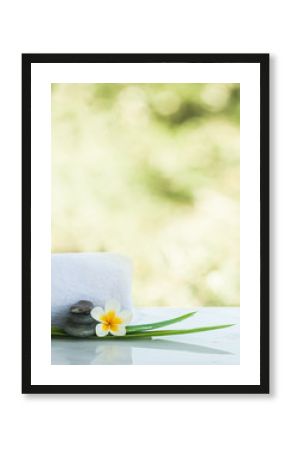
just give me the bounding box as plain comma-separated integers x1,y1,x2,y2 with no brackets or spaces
90,299,132,337
94,343,133,365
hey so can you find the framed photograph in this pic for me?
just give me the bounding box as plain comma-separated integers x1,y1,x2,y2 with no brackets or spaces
22,53,269,394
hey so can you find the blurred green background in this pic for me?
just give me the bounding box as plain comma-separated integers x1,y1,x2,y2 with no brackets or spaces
52,83,240,307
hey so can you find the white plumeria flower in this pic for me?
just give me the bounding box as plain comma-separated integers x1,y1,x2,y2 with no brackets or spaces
90,299,132,337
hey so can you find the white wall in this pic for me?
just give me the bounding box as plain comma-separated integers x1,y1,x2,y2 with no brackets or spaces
0,1,285,450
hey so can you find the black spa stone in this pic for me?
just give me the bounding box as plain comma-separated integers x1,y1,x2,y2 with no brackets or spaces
68,312,95,324
63,300,96,336
64,318,96,338
68,300,96,324
70,300,94,314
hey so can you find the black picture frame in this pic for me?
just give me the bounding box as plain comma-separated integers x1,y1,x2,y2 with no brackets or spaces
22,53,269,394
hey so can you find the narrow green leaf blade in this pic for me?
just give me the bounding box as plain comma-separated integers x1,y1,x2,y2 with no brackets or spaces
126,311,197,333
51,325,68,336
51,323,234,339
123,323,234,338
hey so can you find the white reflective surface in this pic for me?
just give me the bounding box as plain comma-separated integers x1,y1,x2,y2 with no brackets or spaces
51,307,240,365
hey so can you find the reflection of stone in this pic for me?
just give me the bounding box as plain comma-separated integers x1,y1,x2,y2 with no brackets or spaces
51,339,133,365
52,340,99,365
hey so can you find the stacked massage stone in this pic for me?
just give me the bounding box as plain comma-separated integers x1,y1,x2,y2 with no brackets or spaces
64,300,96,337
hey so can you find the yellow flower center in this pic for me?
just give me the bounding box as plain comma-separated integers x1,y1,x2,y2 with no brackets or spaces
100,310,123,333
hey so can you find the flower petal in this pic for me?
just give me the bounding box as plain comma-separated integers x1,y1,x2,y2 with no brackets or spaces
96,323,109,337
90,306,105,322
109,324,126,336
119,310,133,324
105,299,121,314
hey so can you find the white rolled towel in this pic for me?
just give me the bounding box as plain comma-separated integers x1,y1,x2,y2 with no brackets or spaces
51,253,133,326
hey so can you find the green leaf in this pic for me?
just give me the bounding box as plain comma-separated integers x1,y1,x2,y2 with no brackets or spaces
123,323,234,338
126,311,197,333
51,325,67,336
51,323,234,339
51,311,196,337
